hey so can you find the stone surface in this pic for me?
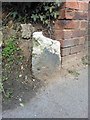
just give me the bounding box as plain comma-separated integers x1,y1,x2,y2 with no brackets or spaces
32,31,61,77
21,23,35,39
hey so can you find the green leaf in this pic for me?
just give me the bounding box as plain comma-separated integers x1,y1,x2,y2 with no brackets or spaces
11,11,18,19
50,7,52,13
31,14,39,22
45,20,48,24
45,6,49,11
39,15,44,21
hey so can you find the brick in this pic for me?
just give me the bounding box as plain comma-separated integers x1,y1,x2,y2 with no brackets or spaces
79,37,85,44
63,30,73,39
75,11,88,20
88,29,90,37
58,8,77,19
64,30,87,38
88,10,90,20
62,51,85,65
78,2,88,11
66,0,88,2
61,47,71,56
77,45,85,52
88,41,90,47
58,9,88,20
61,39,79,48
88,21,90,28
85,29,88,35
62,1,79,10
80,20,88,29
62,53,77,64
70,45,84,54
88,28,90,34
54,30,64,40
54,20,63,30
55,20,80,29
72,30,86,37
85,35,88,41
64,20,80,29
84,41,88,50
88,35,90,41
70,46,79,54
89,2,90,10
73,38,79,45
54,29,87,40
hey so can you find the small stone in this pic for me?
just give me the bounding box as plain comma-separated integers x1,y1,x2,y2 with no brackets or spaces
20,103,24,107
21,65,24,70
25,76,28,80
42,66,46,68
21,23,35,39
19,98,22,102
19,74,22,77
33,79,35,82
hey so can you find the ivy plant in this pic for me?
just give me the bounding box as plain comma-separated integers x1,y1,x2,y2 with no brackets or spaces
31,2,60,25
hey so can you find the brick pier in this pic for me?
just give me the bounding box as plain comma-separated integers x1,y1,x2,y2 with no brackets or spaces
54,0,88,65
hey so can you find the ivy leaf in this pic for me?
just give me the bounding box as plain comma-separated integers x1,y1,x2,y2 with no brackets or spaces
45,20,48,24
11,11,18,19
54,12,59,19
50,7,53,13
39,15,44,21
45,6,49,11
51,12,54,17
31,14,39,22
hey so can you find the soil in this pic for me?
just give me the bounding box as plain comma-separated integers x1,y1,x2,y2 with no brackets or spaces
2,50,43,111
2,23,44,111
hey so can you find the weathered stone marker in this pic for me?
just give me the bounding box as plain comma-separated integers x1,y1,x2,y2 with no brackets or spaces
32,31,61,77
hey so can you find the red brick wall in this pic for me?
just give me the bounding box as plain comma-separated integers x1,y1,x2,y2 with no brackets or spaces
54,0,88,64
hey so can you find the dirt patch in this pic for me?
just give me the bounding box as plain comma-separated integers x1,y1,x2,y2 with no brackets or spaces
2,25,44,111
2,51,43,110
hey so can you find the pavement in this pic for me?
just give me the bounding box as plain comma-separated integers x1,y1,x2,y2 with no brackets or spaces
2,66,88,118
